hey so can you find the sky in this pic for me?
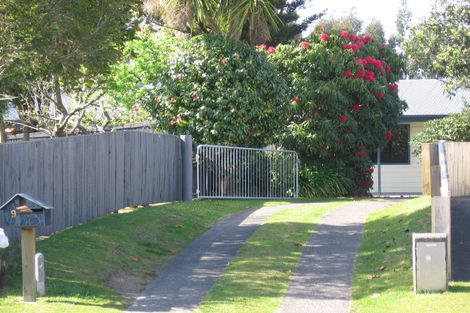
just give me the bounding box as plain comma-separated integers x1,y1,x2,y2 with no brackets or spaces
298,0,436,38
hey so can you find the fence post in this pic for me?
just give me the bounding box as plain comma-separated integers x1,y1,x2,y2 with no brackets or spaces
180,135,193,202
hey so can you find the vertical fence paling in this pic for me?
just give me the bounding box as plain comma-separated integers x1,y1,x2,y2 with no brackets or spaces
0,131,185,242
196,145,298,199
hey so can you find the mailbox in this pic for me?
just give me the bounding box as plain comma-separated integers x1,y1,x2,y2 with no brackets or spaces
0,193,53,228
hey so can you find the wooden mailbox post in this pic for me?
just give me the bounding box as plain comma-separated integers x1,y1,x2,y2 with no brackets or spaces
0,193,52,302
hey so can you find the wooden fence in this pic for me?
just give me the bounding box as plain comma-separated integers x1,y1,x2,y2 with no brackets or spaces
422,141,470,279
0,131,186,242
423,142,470,197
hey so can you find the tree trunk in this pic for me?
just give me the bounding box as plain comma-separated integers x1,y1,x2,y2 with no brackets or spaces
0,114,7,143
53,76,67,137
23,126,30,141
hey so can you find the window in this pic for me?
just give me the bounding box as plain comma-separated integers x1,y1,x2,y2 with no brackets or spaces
372,124,410,164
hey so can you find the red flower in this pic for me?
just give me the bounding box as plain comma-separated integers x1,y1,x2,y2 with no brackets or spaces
373,59,383,71
343,43,360,51
375,92,385,99
343,69,353,78
246,134,251,139
291,97,300,104
320,33,329,41
349,33,357,41
356,151,366,157
299,41,310,48
341,30,349,37
350,44,360,52
386,131,393,141
356,59,368,66
389,83,399,91
351,104,362,112
355,70,366,79
339,115,349,123
267,46,276,53
364,70,376,82
363,36,373,43
256,44,266,50
191,94,199,101
366,167,374,174
386,64,392,73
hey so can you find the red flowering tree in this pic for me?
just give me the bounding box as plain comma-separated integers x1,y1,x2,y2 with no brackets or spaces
265,30,407,194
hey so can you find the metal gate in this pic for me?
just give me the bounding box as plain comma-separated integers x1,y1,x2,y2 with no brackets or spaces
196,145,299,199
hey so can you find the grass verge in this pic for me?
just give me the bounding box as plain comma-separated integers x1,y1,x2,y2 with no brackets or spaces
352,196,470,313
0,199,297,313
198,200,350,313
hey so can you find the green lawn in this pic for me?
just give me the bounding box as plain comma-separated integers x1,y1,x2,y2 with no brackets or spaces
198,200,351,313
0,199,297,313
352,196,470,313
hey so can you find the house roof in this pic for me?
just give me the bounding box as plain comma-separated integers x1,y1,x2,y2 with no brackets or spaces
398,79,469,121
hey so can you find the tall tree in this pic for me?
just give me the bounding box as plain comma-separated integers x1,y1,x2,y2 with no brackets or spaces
403,0,469,91
144,0,281,44
1,0,139,137
364,18,386,43
314,8,364,34
266,0,325,45
389,0,412,48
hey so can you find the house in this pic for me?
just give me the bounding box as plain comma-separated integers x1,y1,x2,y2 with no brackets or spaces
371,79,470,195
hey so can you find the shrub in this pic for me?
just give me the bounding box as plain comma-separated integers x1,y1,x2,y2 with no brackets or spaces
264,31,407,194
411,106,470,156
299,166,352,198
109,31,291,147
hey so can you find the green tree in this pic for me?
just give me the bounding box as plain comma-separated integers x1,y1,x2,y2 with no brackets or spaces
266,0,325,45
364,19,386,44
109,32,291,146
412,106,470,156
389,0,412,48
315,9,363,34
268,30,407,194
403,0,469,91
144,0,281,44
1,0,139,137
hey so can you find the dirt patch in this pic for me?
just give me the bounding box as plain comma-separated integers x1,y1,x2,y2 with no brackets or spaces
107,268,148,304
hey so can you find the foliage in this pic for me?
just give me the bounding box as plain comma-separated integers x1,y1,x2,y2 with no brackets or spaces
299,166,352,198
411,106,470,156
266,30,407,194
403,0,469,91
144,0,281,44
389,0,412,49
314,10,364,34
266,0,325,45
0,0,139,137
109,32,290,146
364,19,386,44
0,199,295,313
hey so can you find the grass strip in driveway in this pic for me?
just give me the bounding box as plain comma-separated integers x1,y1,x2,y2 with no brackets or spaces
0,199,296,313
198,200,350,313
352,196,470,313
